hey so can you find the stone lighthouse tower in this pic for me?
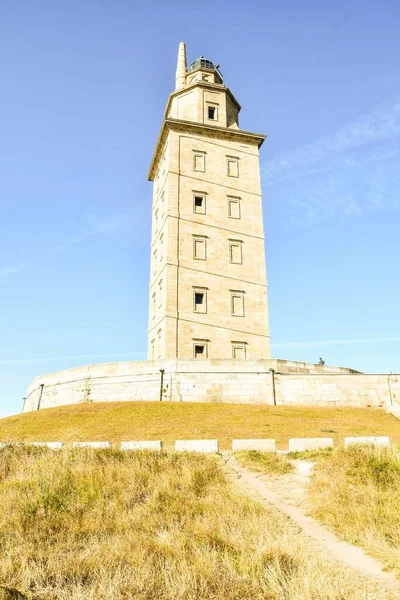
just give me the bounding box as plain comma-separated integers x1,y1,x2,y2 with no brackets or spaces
148,42,270,360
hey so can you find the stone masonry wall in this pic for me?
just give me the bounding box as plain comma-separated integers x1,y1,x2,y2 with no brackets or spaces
22,359,400,414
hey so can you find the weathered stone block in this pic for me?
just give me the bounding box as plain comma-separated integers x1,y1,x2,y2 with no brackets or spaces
288,438,334,452
120,441,162,451
344,436,390,447
232,439,276,452
175,439,219,453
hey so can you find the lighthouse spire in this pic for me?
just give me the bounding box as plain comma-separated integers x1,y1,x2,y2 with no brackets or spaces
175,41,187,90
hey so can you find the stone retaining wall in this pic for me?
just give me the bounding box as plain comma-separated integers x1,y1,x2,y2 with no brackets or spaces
22,359,400,413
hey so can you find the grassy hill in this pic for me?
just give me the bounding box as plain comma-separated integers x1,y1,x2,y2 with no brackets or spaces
308,444,400,577
0,401,399,450
0,445,389,599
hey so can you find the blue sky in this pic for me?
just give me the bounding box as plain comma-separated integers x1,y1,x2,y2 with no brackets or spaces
1,0,399,417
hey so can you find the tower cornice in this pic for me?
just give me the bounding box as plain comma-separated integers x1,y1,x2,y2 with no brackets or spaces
148,118,266,181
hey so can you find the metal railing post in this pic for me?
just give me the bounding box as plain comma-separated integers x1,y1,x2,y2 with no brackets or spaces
159,369,165,401
37,384,45,410
269,369,277,406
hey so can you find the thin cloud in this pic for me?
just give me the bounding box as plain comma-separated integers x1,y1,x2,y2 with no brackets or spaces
51,213,126,252
0,213,126,280
265,100,400,186
282,170,400,225
0,351,146,366
265,109,400,226
272,336,400,349
0,258,38,278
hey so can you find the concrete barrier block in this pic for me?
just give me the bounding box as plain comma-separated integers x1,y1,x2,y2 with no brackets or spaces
288,438,334,452
232,439,276,452
344,436,390,447
175,440,219,453
120,441,162,451
72,441,111,449
30,442,64,449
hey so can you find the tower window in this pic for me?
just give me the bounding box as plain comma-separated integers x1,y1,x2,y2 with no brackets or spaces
193,339,209,358
229,240,243,264
193,236,207,260
158,279,163,307
207,105,217,120
153,249,157,274
226,156,239,177
152,292,156,319
157,328,162,360
195,292,204,307
161,191,165,217
193,192,206,214
231,290,245,317
232,342,247,359
194,345,205,358
193,151,206,172
151,339,155,360
193,287,207,313
228,197,241,219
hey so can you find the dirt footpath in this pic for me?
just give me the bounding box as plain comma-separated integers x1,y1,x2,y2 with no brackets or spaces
224,455,400,598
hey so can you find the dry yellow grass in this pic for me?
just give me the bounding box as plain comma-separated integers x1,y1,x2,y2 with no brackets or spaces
0,446,394,599
1,402,399,450
308,445,400,577
234,450,294,475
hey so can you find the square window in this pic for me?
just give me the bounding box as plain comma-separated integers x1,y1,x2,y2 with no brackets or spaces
194,193,206,214
153,250,157,274
193,151,206,172
158,279,162,307
194,344,205,358
194,292,204,309
228,198,241,219
193,288,207,313
227,157,239,177
232,344,246,359
157,328,162,359
229,241,242,264
231,293,244,317
207,106,216,120
193,237,206,260
193,339,208,358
